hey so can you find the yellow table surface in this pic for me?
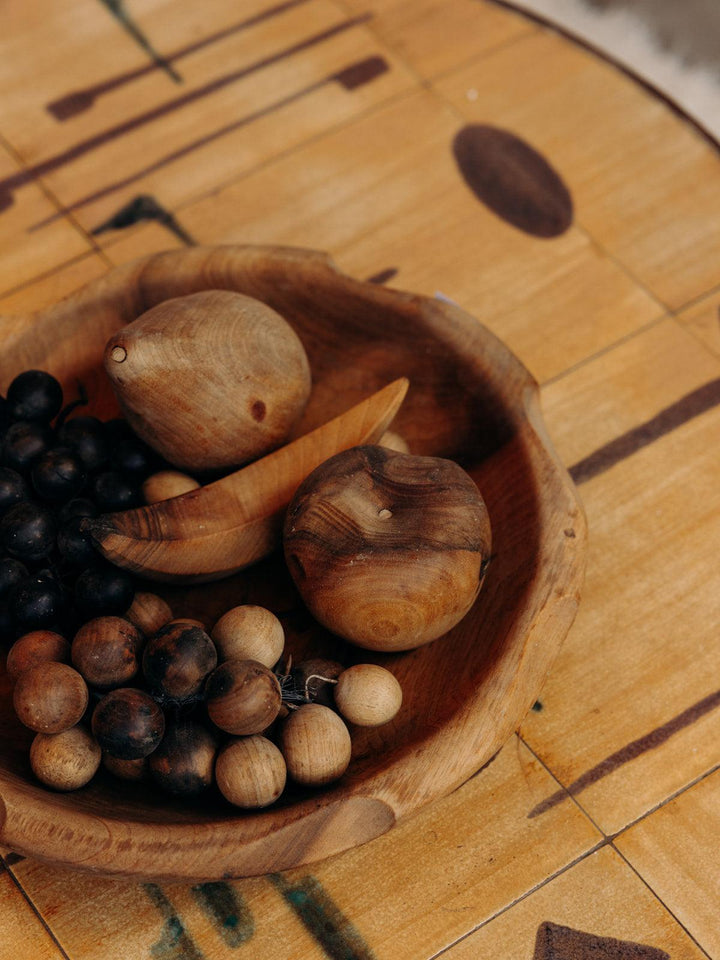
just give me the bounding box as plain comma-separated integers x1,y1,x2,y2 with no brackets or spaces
0,1,718,957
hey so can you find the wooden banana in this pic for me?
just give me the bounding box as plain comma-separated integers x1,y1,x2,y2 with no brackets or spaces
86,378,409,583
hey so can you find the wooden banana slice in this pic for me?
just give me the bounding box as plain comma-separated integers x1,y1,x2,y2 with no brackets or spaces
87,378,409,583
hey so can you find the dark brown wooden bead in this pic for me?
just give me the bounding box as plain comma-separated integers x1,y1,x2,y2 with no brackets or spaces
142,621,217,702
148,720,217,797
91,687,165,760
71,616,142,689
6,630,70,684
205,659,281,735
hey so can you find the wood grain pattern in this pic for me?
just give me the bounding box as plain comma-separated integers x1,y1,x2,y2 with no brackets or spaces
0,0,718,954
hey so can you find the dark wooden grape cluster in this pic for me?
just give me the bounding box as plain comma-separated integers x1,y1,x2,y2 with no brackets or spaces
0,368,169,643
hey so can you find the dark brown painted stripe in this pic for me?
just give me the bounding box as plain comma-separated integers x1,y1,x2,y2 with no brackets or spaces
31,56,389,230
49,0,314,119
367,267,398,284
99,0,182,84
0,14,372,213
528,687,720,818
569,376,720,484
452,124,573,237
534,921,669,960
91,194,196,245
2,852,25,866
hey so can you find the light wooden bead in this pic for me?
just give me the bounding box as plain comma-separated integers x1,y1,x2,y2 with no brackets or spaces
379,429,410,453
215,735,287,809
143,470,200,504
334,664,402,727
280,703,351,786
13,662,89,734
125,592,173,636
30,726,101,791
211,605,285,668
6,630,70,684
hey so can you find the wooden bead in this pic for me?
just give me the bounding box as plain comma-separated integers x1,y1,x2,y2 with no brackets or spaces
148,720,217,797
215,736,287,809
6,630,70,684
71,616,142,689
334,664,402,726
13,662,88,734
30,726,101,791
91,687,165,760
125,592,173,636
280,703,351,786
102,753,147,782
167,617,206,630
211,605,284,668
291,658,343,707
379,429,410,453
142,470,200,504
141,621,217,702
205,660,281,735
284,445,492,651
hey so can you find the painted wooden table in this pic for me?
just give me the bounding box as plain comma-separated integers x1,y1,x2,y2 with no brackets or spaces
0,1,719,957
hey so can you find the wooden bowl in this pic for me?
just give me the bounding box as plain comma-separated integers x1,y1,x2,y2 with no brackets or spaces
0,245,586,880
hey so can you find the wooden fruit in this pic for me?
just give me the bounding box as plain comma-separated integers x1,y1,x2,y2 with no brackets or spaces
85,377,408,583
13,662,88,734
124,592,173,637
215,736,287,809
148,720,217,797
142,470,200,504
0,245,586,880
283,445,492,651
5,630,71,684
71,616,142,689
103,289,312,472
141,621,217,702
30,726,102,791
211,605,284,668
91,687,165,760
280,704,352,787
334,664,403,727
291,658,344,707
205,660,282,736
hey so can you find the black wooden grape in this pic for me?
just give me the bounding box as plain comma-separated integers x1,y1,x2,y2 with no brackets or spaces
57,516,97,567
0,467,30,515
6,370,63,423
9,573,66,632
31,447,86,502
89,471,139,511
74,563,134,618
0,557,28,598
56,416,109,472
3,422,53,474
0,501,56,561
57,497,97,525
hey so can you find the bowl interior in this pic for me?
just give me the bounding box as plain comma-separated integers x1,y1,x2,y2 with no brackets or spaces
0,246,585,878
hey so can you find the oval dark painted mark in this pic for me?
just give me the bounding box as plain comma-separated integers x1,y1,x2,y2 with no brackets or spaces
534,922,669,960
334,55,389,91
250,399,266,422
191,882,254,947
270,874,377,960
452,124,573,237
